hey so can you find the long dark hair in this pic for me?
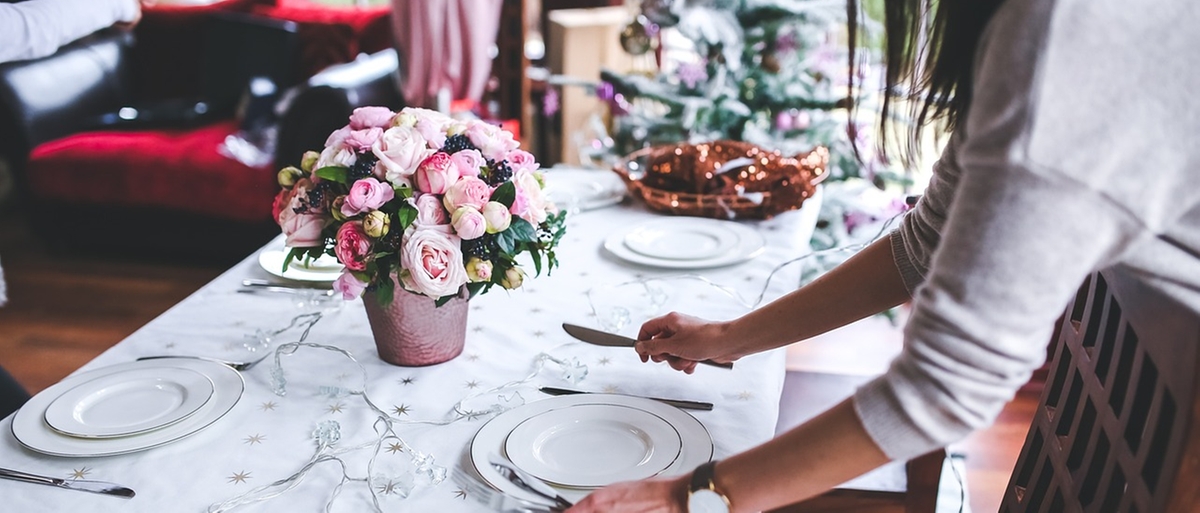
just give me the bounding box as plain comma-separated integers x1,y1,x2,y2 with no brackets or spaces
849,0,1006,165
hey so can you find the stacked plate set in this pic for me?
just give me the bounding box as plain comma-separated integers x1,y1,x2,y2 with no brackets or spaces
605,217,766,269
11,358,244,457
465,393,714,503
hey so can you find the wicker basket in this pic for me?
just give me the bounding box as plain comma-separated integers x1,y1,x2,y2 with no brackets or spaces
612,141,829,220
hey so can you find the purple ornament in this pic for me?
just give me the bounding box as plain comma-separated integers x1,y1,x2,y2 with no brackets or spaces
595,82,615,101
542,88,560,117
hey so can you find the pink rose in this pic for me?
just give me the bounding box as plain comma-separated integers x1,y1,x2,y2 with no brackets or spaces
450,149,485,178
442,176,491,212
349,106,395,130
372,126,431,186
325,125,352,147
335,221,371,271
465,121,519,162
332,271,368,300
505,149,539,174
402,107,454,127
341,178,395,217
344,127,383,151
509,169,549,224
399,228,468,298
280,209,324,248
415,152,459,194
413,194,449,227
317,144,356,169
415,118,447,149
451,206,487,240
481,201,511,233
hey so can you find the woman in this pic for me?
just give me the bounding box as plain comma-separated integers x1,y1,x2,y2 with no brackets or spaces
568,0,1200,511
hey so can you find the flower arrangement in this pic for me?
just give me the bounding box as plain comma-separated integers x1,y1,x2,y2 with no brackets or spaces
273,107,567,305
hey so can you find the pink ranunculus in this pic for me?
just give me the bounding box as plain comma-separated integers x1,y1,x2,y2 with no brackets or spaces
324,125,352,147
344,127,384,151
341,178,395,217
335,221,372,271
450,149,485,178
505,149,539,174
465,121,519,162
509,169,549,224
451,206,487,240
413,193,449,227
415,118,447,149
373,126,431,185
399,228,468,298
481,201,512,233
349,106,395,130
332,270,368,300
415,152,459,194
442,176,491,212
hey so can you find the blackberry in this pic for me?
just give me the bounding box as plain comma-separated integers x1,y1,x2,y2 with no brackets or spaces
377,229,404,253
462,234,498,260
348,151,378,182
485,159,512,186
297,180,338,214
441,134,476,154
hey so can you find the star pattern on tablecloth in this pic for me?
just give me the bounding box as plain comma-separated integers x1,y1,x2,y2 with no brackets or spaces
260,401,278,411
465,410,487,421
737,390,754,401
335,373,352,382
228,471,252,484
327,402,345,414
68,467,91,480
399,377,415,386
464,380,480,389
745,275,756,282
244,434,266,445
376,480,402,496
391,404,411,416
165,342,176,349
466,353,480,361
533,330,545,338
472,326,485,333
454,489,468,500
597,357,612,366
386,442,404,454
530,307,542,314
472,305,484,311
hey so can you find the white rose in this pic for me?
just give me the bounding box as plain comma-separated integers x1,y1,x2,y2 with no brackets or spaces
372,126,433,185
400,228,469,298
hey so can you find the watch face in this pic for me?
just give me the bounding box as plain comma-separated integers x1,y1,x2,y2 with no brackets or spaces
688,489,730,513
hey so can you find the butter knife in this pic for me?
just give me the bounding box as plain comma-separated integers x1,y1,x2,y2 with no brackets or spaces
540,386,714,411
561,323,734,369
0,467,135,499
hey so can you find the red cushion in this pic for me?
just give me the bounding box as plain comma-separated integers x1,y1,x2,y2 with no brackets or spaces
27,121,277,223
253,3,392,78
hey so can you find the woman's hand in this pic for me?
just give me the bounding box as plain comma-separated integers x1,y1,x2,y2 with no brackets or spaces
566,475,689,513
635,312,751,374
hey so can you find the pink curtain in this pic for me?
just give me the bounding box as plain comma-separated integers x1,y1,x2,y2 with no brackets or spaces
390,0,504,109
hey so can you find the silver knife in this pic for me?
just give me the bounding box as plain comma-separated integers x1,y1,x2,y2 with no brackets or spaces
561,323,734,369
540,386,714,411
0,467,135,499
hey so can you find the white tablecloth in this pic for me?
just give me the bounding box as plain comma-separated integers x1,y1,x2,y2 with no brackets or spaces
0,192,820,512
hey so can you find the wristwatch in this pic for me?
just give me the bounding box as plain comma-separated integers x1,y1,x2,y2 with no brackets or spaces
688,460,732,513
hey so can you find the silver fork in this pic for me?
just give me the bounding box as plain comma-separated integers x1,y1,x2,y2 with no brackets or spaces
136,353,271,372
452,467,563,513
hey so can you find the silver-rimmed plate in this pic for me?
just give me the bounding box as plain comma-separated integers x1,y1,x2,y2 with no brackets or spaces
258,248,344,283
12,358,244,457
604,217,765,269
43,366,214,439
542,168,627,212
468,394,712,503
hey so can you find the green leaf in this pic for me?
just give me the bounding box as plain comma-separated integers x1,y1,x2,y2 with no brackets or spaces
314,166,350,184
375,278,395,307
434,294,453,307
530,248,543,276
282,247,309,272
396,204,418,231
395,184,414,199
495,230,516,254
506,218,538,242
491,181,516,208
466,282,487,298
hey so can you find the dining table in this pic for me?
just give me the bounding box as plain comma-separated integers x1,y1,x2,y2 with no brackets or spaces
0,171,827,512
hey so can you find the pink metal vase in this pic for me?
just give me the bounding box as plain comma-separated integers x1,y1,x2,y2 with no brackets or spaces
362,288,469,366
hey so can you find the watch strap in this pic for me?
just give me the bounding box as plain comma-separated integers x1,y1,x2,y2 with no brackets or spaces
690,460,719,493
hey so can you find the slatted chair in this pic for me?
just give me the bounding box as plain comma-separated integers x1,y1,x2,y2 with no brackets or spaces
1001,270,1200,512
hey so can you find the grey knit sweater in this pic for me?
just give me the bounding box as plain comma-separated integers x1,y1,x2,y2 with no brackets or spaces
852,0,1200,460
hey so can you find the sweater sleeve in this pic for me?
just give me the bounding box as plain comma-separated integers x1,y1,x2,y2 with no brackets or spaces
0,0,138,63
889,134,963,295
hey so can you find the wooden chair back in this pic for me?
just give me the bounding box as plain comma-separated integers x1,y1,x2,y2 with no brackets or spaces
1001,270,1200,512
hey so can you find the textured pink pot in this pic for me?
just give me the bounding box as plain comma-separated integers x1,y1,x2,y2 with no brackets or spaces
362,288,469,366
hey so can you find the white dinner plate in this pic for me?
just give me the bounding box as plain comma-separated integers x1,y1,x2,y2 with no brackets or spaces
44,367,214,439
468,394,712,503
623,218,741,261
505,403,683,488
542,168,627,212
258,248,344,282
604,217,766,269
11,358,244,457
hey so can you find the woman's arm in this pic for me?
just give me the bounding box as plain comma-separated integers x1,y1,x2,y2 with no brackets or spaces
0,0,140,63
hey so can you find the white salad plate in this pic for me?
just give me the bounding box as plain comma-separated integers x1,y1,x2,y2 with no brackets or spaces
504,403,683,488
468,394,712,503
604,217,765,269
622,218,741,261
43,367,214,439
542,168,627,212
258,248,344,282
12,358,244,457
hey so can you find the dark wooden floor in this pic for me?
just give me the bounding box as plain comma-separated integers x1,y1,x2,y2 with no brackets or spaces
0,208,1034,512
